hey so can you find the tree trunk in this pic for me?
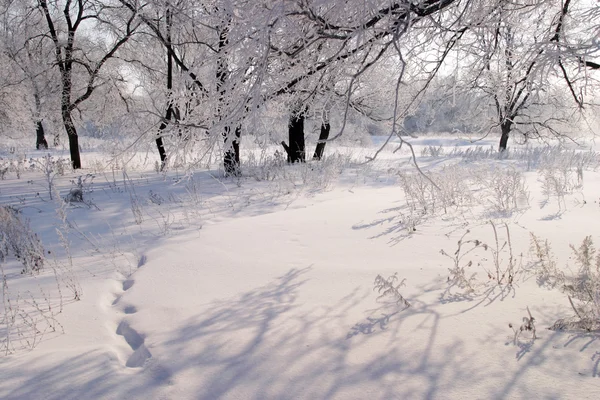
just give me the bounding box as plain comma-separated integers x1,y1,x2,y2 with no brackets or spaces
285,113,305,163
35,121,48,150
224,126,241,176
313,121,330,160
215,15,241,176
155,8,174,171
62,110,81,169
156,102,175,170
498,121,512,152
33,91,48,150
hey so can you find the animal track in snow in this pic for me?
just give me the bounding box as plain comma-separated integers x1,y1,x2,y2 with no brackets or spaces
122,279,134,291
116,321,152,368
137,254,147,268
111,280,133,305
123,305,137,314
110,271,148,368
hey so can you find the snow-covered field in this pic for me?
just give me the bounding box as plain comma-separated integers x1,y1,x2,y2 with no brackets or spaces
1,136,600,399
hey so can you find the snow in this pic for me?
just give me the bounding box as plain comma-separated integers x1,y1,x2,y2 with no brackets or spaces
1,137,600,399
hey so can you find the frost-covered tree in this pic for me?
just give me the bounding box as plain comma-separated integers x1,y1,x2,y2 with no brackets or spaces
35,0,141,169
450,0,598,150
117,0,473,173
0,1,60,148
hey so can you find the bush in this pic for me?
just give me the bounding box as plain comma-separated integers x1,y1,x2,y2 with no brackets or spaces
542,236,600,332
0,206,44,274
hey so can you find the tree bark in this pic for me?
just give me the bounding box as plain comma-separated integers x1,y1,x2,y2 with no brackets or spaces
224,126,241,176
155,8,174,171
285,112,305,163
313,121,330,160
35,121,48,150
216,15,241,176
63,111,81,169
498,121,512,152
33,89,48,150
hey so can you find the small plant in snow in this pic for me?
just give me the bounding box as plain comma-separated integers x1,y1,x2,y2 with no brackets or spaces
0,206,44,274
122,170,144,224
441,222,521,294
509,306,536,345
148,190,164,205
473,167,529,215
373,273,410,309
420,145,444,157
529,232,563,288
486,221,520,286
538,166,580,211
65,174,98,209
29,155,62,200
398,171,438,216
550,236,600,332
0,160,8,180
8,155,27,179
1,261,65,355
53,189,83,301
440,230,481,295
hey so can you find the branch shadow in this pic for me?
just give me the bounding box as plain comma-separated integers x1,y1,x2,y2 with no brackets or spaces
153,268,487,400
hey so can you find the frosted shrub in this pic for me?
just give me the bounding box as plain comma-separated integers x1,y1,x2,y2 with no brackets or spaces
0,206,44,274
65,174,97,209
567,237,600,303
373,273,410,309
447,145,495,161
509,307,537,345
398,171,438,216
421,145,444,157
1,265,64,355
440,230,481,296
529,233,563,288
299,153,351,190
8,155,27,179
396,166,472,234
29,155,70,200
551,236,600,332
441,222,521,297
449,145,600,172
473,167,529,215
0,159,9,180
244,150,286,182
538,166,581,211
431,166,473,213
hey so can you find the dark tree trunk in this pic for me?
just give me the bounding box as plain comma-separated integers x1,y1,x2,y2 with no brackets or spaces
216,16,241,176
155,135,167,168
155,8,174,171
313,121,330,160
33,91,48,150
284,113,305,163
63,112,81,169
61,70,81,168
224,126,241,176
35,121,48,150
156,102,175,170
498,121,512,152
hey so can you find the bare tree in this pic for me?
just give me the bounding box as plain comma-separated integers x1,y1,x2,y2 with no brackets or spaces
449,0,598,151
0,2,61,149
36,0,140,169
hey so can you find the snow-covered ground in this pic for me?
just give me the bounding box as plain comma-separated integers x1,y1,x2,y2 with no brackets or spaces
1,136,600,399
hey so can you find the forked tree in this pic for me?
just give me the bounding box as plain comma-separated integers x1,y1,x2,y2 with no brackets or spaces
37,0,140,169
